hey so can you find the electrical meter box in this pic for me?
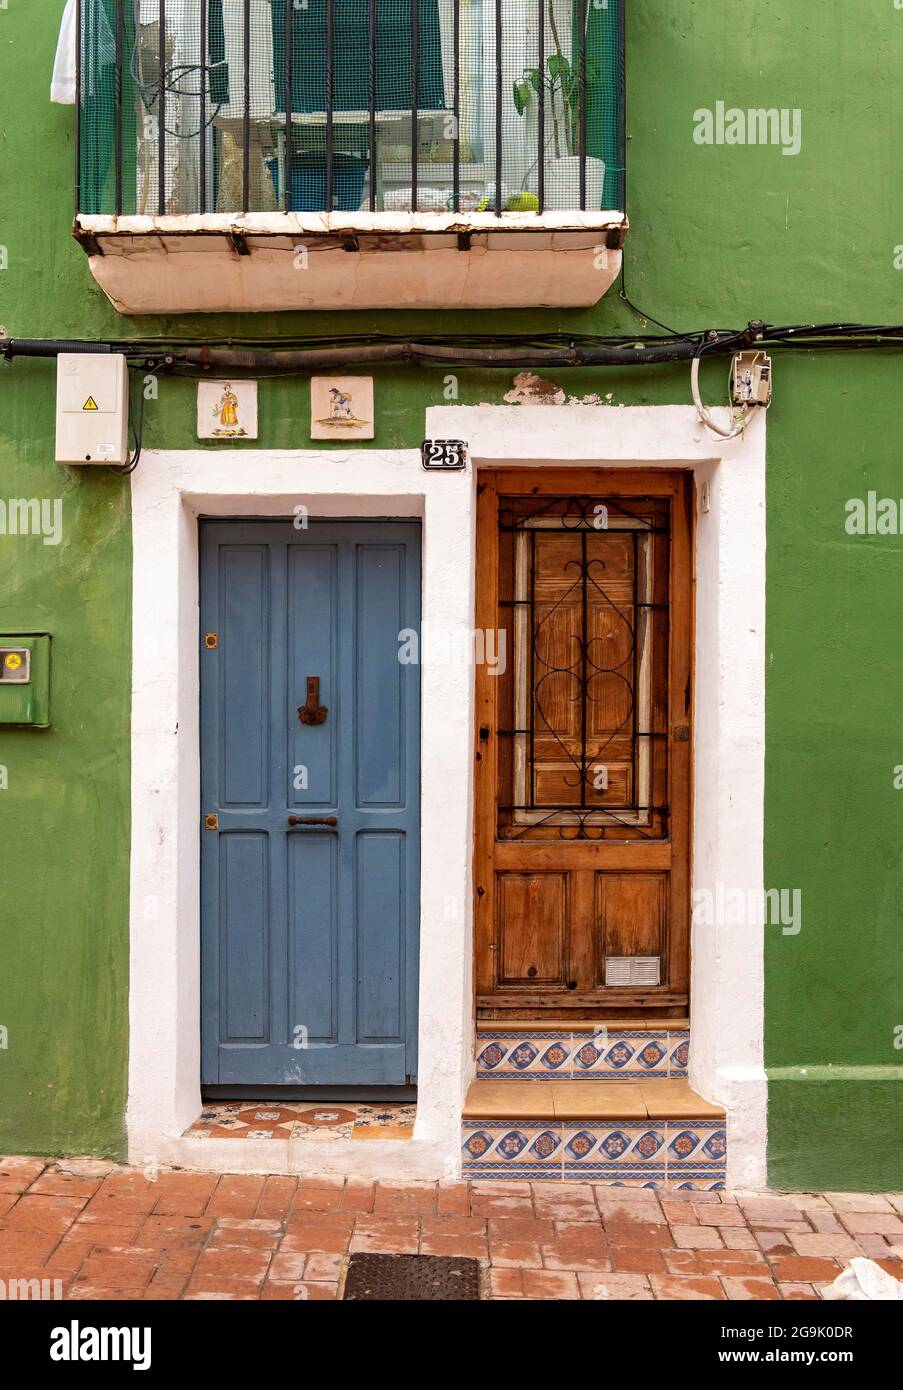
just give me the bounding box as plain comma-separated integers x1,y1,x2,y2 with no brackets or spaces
56,353,129,465
0,633,51,726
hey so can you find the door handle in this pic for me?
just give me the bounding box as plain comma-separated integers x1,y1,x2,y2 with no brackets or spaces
287,815,338,828
298,676,328,726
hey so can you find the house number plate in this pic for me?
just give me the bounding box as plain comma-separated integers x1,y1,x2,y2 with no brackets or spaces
421,439,468,471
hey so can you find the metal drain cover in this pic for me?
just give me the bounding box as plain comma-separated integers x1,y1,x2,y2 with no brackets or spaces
343,1253,481,1301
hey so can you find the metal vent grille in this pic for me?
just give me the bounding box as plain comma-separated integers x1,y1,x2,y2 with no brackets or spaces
343,1253,481,1301
605,956,661,986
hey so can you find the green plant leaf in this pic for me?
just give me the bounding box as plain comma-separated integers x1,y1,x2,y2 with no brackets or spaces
547,54,570,83
512,80,530,116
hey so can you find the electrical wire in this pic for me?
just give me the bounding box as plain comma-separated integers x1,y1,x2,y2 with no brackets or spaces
5,323,903,375
618,249,681,337
690,329,762,439
107,375,145,475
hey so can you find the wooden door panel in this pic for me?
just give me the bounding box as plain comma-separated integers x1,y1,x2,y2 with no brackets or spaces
595,872,668,973
497,873,569,987
474,471,693,1020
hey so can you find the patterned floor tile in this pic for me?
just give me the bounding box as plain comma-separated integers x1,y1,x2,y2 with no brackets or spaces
185,1101,415,1142
351,1105,416,1141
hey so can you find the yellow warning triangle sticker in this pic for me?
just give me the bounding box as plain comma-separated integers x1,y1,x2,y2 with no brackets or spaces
82,396,99,411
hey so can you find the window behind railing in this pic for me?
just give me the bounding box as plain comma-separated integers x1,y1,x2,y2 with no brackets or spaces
76,0,624,218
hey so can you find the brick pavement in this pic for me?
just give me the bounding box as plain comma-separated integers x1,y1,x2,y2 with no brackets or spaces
1,1157,901,1300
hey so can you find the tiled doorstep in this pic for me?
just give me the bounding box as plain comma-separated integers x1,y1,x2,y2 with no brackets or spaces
461,1119,726,1189
185,1102,416,1142
475,1030,690,1080
461,1079,726,1188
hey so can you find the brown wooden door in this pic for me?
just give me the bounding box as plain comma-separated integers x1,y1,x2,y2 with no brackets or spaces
474,469,693,1020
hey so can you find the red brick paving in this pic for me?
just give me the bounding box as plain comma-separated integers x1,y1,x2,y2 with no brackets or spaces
0,1157,900,1300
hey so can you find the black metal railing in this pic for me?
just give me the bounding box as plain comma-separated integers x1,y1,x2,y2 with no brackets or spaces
75,0,625,219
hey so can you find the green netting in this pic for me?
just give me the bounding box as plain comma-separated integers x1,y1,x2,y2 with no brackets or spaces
271,1,444,114
575,0,625,210
78,0,624,217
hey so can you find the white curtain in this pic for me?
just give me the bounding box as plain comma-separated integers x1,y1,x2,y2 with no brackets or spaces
51,0,77,104
436,0,484,160
217,0,276,120
52,0,116,104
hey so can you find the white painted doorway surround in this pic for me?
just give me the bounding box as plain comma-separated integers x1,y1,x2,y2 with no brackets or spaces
128,404,767,1186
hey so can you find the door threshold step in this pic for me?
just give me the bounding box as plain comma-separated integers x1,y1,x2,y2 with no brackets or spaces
464,1079,723,1122
461,1080,727,1189
185,1100,415,1141
476,1026,689,1081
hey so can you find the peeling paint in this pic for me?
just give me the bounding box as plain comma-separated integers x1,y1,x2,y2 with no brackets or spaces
503,372,567,406
503,376,620,408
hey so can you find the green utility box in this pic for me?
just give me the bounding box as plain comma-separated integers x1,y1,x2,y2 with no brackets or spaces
0,633,51,726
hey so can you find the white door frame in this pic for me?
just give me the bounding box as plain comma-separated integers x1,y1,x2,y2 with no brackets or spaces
127,404,766,1185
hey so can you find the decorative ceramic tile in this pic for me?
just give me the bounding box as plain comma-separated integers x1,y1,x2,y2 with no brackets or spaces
576,1032,674,1080
667,1034,690,1076
310,375,374,440
560,1123,667,1176
185,1100,415,1143
562,1172,666,1187
351,1105,417,1141
461,1121,563,1179
475,1034,572,1080
475,1030,691,1081
460,1114,727,1188
291,1106,358,1141
197,380,258,439
665,1121,728,1173
669,1174,727,1191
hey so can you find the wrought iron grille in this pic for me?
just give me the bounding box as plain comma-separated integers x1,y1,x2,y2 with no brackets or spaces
74,0,625,217
496,495,671,841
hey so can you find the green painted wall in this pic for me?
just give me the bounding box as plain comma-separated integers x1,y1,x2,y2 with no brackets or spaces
0,1,900,1182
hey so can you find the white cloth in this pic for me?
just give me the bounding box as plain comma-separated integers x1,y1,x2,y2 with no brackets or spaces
218,0,276,121
825,1258,903,1300
51,0,115,104
51,0,76,104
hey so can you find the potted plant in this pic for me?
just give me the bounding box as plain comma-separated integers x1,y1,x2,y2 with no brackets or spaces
511,3,605,211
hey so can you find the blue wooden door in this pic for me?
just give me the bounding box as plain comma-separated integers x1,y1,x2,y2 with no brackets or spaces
200,520,421,1086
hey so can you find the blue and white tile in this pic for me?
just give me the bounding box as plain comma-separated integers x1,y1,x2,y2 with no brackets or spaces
669,1174,727,1191
461,1120,563,1179
475,1033,573,1079
666,1033,691,1076
560,1122,667,1176
570,1032,673,1080
665,1121,727,1175
565,1173,666,1188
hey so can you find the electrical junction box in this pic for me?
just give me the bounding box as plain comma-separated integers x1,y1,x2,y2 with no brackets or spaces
56,353,129,465
0,633,51,726
731,351,772,408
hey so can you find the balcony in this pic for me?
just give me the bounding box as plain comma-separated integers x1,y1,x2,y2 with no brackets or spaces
73,0,626,313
